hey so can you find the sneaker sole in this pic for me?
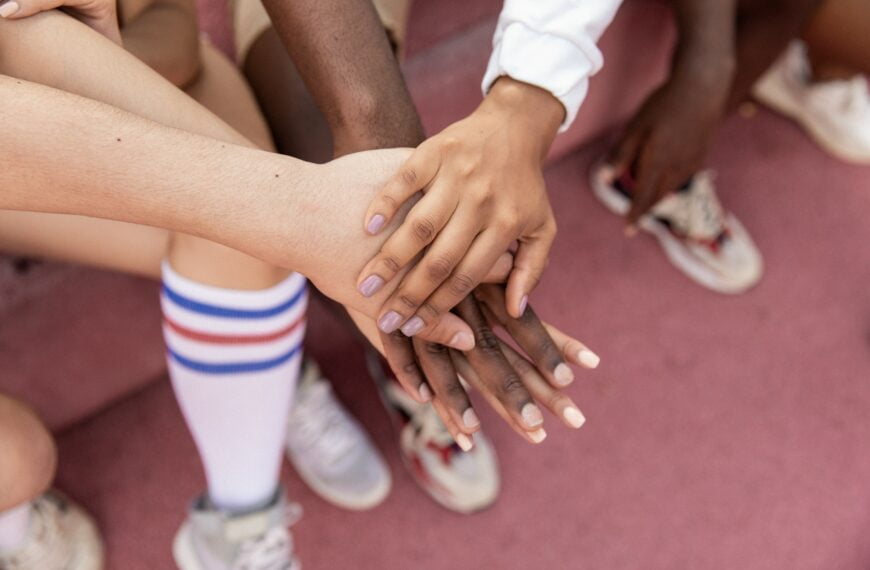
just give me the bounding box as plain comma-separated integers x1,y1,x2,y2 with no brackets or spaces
285,450,392,511
172,524,204,570
589,163,762,294
753,68,870,164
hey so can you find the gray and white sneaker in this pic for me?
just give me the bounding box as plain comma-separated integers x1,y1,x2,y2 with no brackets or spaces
0,491,104,570
173,491,301,570
591,163,763,294
285,360,391,510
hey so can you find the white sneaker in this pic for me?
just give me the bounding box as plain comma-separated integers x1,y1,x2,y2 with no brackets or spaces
590,163,763,294
285,360,391,511
0,491,104,570
753,41,870,164
173,491,301,570
378,378,500,514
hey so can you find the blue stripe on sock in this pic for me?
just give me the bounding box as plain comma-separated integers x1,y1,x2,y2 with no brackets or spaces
162,283,306,319
167,343,303,374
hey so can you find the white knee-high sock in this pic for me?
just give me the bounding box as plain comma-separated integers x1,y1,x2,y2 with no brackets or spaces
161,262,307,513
0,503,31,553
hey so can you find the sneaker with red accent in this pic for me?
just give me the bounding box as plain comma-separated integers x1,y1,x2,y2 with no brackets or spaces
378,380,500,514
590,163,763,294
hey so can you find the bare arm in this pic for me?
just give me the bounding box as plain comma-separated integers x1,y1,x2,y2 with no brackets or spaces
260,0,423,154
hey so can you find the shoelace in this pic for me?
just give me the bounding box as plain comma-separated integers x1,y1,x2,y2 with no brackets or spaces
235,504,302,570
652,171,726,240
412,398,457,449
289,382,358,468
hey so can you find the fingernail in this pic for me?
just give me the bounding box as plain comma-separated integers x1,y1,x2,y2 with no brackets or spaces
455,433,474,452
554,363,574,386
400,316,425,337
529,428,547,444
448,332,474,351
518,295,528,316
0,1,20,17
357,274,385,297
624,225,638,237
418,383,432,402
462,408,480,429
563,406,586,429
366,214,385,235
578,349,600,369
377,311,403,333
521,403,543,428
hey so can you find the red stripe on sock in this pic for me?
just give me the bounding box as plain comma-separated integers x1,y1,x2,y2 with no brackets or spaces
163,314,305,344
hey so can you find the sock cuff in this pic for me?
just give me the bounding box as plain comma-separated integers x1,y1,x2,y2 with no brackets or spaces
161,260,306,314
160,261,308,375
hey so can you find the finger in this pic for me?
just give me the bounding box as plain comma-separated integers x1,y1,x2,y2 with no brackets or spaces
505,221,555,318
412,337,479,435
452,296,544,436
474,284,574,389
607,125,645,173
379,329,432,403
412,311,476,351
398,228,510,339
429,396,474,452
364,142,440,235
357,186,459,300
372,205,482,334
498,341,586,430
626,144,663,227
542,322,601,369
449,350,547,445
482,251,514,284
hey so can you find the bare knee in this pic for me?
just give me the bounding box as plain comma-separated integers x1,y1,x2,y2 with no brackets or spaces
0,396,57,511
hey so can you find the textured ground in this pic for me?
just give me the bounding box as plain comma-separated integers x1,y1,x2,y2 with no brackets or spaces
56,106,870,568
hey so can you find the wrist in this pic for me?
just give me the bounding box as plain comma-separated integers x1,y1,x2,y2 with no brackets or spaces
483,76,564,156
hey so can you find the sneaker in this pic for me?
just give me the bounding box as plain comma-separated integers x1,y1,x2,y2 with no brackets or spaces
590,163,763,294
0,491,104,570
173,491,301,570
363,347,500,514
753,41,870,164
285,360,391,511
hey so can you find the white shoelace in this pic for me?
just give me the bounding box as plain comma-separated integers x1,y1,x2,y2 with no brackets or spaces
289,381,359,469
234,504,302,570
651,171,726,240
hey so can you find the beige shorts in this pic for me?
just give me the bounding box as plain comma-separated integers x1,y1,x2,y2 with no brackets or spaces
230,0,412,63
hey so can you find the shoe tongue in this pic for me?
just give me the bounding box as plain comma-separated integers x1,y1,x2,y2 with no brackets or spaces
650,174,725,240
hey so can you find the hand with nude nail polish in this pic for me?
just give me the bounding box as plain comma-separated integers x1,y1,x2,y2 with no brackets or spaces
345,285,600,447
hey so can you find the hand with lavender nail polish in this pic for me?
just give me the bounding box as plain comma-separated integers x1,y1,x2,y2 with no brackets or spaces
0,0,122,44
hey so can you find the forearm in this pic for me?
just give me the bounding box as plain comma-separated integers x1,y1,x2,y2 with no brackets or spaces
261,0,424,152
0,76,314,266
671,0,738,85
120,0,202,88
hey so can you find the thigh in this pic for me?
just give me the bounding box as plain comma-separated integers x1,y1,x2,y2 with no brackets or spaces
0,211,168,279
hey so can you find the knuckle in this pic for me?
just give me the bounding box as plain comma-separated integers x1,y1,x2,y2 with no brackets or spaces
400,168,418,188
379,254,402,275
401,361,422,378
474,327,501,353
411,216,437,243
380,193,399,212
418,302,442,320
426,256,454,282
423,341,449,356
397,294,420,310
457,161,477,178
440,136,460,151
444,381,468,402
449,272,475,296
499,373,527,398
511,356,535,376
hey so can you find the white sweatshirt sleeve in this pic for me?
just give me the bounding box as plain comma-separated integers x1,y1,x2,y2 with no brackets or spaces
482,0,624,132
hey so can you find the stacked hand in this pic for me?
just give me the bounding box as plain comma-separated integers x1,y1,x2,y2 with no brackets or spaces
609,60,734,227
356,77,564,340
